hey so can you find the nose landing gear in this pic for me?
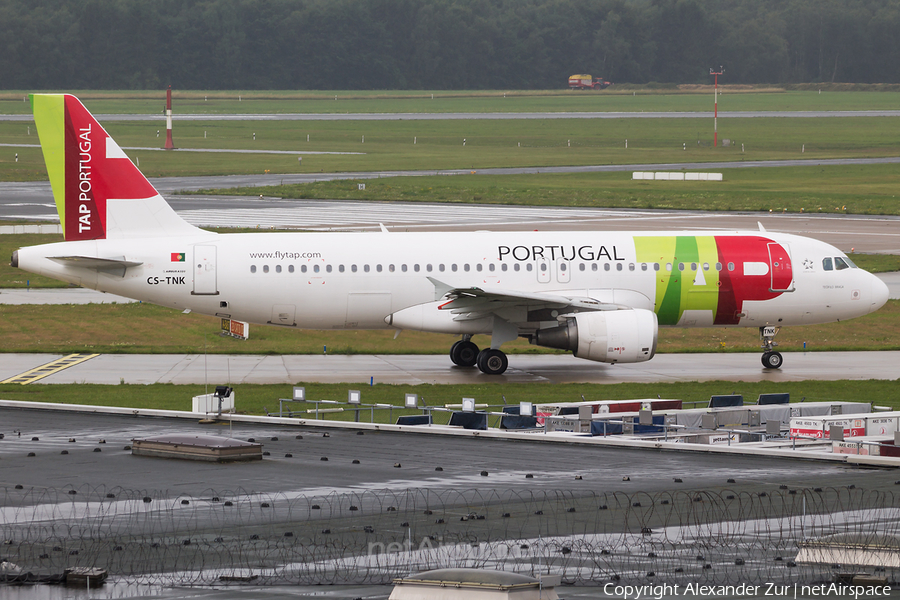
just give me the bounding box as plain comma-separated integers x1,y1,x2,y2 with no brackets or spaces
760,325,783,369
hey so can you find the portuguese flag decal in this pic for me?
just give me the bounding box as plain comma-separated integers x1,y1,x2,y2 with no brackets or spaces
171,252,186,262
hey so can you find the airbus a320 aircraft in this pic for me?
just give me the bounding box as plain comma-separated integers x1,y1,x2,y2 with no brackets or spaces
12,95,890,374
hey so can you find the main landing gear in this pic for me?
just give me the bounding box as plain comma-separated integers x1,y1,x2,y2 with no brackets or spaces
760,325,783,369
449,337,509,375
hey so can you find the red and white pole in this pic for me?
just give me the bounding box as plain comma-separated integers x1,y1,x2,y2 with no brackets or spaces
164,86,175,150
709,68,723,147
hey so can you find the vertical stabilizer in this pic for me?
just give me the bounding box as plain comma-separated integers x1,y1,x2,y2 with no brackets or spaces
31,94,201,241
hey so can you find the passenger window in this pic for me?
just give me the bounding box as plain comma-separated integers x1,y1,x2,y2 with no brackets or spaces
427,264,433,272
628,263,634,271
834,257,849,270
250,265,257,273
514,264,520,272
579,263,586,272
314,265,320,273
351,264,357,273
339,265,345,273
364,265,370,273
560,263,567,272
616,263,623,271
592,264,598,272
326,265,332,273
376,265,382,272
540,263,547,272
401,264,407,272
276,265,282,273
727,262,735,271
526,264,533,272
678,263,684,272
464,264,470,272
691,263,697,271
654,263,660,271
301,265,307,273
476,264,482,272
414,264,420,272
823,258,833,271
715,262,722,271
703,262,709,271
288,265,294,273
263,265,269,273
439,264,445,272
641,263,647,271
489,264,495,272
666,263,672,271
604,264,611,272
451,264,457,272
389,264,395,272
501,264,508,272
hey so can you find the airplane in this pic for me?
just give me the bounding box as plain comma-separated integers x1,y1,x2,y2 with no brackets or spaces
11,94,890,374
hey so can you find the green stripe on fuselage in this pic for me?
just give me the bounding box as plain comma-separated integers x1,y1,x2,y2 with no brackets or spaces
635,236,721,325
31,94,67,237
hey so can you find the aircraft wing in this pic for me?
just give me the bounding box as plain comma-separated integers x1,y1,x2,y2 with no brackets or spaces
429,277,619,322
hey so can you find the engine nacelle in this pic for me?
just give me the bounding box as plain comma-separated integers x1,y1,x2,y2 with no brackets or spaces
532,309,658,364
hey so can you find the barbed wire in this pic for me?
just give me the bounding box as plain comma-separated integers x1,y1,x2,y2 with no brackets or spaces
2,485,897,586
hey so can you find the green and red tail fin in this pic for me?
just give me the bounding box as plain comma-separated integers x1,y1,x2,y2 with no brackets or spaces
31,94,200,241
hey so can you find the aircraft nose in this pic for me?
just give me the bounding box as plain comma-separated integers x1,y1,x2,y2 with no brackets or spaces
870,273,891,312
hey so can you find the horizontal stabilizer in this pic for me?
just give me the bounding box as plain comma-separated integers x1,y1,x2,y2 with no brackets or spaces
49,255,142,278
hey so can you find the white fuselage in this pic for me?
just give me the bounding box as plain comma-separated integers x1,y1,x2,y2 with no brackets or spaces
15,229,889,337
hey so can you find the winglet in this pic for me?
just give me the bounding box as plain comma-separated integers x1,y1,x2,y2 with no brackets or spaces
758,221,767,233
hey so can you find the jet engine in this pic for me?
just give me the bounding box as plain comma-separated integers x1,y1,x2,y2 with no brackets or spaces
532,309,657,364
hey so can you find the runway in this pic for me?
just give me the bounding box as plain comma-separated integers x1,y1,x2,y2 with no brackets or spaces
4,155,900,218
2,351,898,386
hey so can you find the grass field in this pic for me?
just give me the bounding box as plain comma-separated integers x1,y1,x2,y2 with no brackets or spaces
0,295,897,355
3,87,900,114
209,163,900,215
3,90,900,188
1,379,897,420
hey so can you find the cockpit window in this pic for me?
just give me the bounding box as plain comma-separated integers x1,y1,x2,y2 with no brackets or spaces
822,257,833,271
841,256,857,268
834,257,850,270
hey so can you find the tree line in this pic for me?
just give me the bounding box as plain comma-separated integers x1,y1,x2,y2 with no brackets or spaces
2,0,899,90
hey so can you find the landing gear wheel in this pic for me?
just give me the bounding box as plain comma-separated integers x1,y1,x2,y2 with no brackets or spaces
450,340,479,367
761,351,783,369
476,349,508,375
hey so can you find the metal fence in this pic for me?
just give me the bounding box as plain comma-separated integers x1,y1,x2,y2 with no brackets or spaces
2,485,898,586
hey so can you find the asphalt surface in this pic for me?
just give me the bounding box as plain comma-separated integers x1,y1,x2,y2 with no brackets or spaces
2,404,900,600
4,155,900,211
2,350,899,386
5,407,872,497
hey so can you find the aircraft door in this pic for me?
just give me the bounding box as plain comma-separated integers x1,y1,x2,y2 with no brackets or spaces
556,259,571,283
767,242,793,292
536,259,551,283
193,245,218,295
